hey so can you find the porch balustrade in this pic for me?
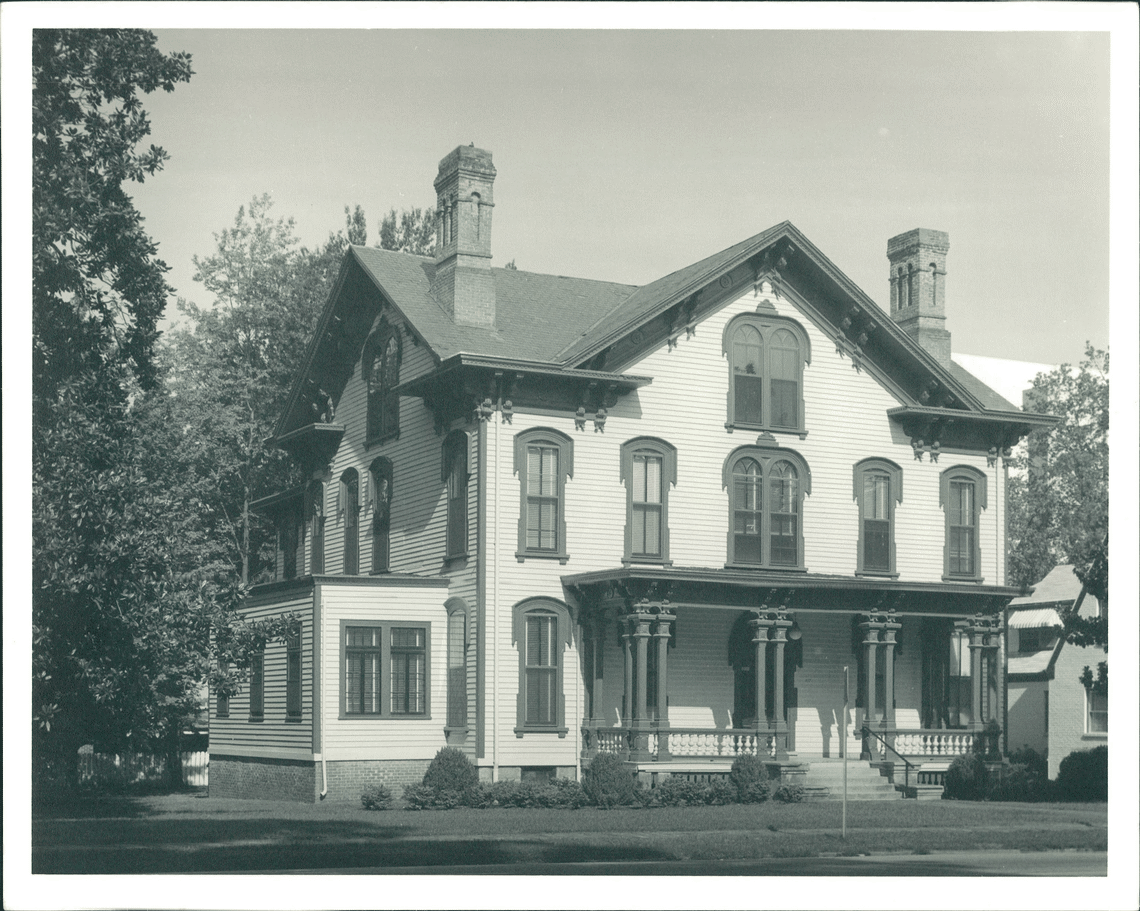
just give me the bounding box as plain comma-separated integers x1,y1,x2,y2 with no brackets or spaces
582,725,776,761
890,729,978,759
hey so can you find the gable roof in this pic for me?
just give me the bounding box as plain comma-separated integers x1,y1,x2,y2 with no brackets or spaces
1009,564,1084,608
275,220,1052,441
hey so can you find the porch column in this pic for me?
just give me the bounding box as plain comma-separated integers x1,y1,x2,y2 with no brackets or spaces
771,609,792,760
654,612,673,761
621,620,633,727
630,613,654,761
968,620,984,734
590,617,606,726
881,611,900,747
860,617,881,760
750,612,773,747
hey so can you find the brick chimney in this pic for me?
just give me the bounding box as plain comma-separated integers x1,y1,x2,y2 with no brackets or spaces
430,145,496,328
887,228,951,366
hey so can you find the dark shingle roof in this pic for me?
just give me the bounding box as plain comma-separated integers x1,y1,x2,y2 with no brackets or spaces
948,361,1021,412
350,246,636,363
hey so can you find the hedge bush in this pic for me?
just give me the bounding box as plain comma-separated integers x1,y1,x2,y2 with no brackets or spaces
729,754,768,801
772,782,805,803
943,752,988,801
1055,745,1107,802
582,753,636,808
360,785,394,810
422,747,479,793
989,747,1050,802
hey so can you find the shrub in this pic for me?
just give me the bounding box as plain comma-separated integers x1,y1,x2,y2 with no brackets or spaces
582,753,637,808
738,778,772,804
706,778,738,806
422,747,479,793
655,776,708,807
402,783,468,810
989,747,1050,802
943,752,988,801
360,785,393,810
1055,745,1107,802
772,783,805,803
729,754,769,801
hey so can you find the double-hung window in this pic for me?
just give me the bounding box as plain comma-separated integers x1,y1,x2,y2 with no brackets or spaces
369,458,393,573
723,446,811,569
723,315,810,435
344,626,382,716
285,628,302,720
445,598,468,731
513,599,571,736
249,645,265,721
443,432,468,559
620,437,677,564
940,466,987,582
1086,689,1108,734
390,627,427,715
365,320,402,446
340,469,360,575
305,481,325,575
853,459,903,576
514,428,573,563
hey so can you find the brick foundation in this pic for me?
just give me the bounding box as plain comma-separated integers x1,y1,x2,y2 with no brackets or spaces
323,759,432,801
209,755,319,803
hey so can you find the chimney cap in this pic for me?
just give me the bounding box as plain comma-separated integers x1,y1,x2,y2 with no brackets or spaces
888,228,949,257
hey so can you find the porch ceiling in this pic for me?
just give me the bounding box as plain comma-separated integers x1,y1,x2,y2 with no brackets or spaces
562,565,1023,616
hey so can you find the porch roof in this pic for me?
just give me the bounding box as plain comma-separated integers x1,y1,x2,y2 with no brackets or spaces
561,565,1024,616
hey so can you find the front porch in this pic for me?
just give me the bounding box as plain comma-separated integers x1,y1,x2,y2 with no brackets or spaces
566,566,1014,789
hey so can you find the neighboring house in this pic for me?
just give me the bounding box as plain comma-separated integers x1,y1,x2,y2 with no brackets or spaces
1006,564,1107,778
208,145,1057,802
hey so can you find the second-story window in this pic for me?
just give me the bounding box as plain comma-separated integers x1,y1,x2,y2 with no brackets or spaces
620,437,677,565
940,465,987,582
340,468,360,575
723,446,811,569
513,428,573,564
305,480,324,575
443,432,468,559
853,458,903,576
369,458,392,573
722,315,810,435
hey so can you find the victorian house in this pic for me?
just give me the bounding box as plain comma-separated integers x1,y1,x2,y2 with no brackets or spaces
208,145,1056,802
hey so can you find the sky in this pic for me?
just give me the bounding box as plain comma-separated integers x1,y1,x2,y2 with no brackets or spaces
117,24,1117,367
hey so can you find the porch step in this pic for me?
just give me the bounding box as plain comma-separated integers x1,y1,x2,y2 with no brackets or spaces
800,760,903,801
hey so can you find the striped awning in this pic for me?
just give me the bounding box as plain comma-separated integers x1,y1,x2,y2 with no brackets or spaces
1008,607,1063,629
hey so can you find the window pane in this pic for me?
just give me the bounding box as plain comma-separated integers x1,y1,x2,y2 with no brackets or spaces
541,448,558,496
770,379,797,428
770,514,798,565
527,667,554,725
864,519,890,571
527,616,553,667
633,456,646,502
735,375,763,424
526,501,540,548
632,507,645,551
732,325,763,376
642,506,660,555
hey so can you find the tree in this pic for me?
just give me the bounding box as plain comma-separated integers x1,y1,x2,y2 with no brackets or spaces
33,29,193,404
31,30,237,790
378,206,436,256
1006,344,1108,688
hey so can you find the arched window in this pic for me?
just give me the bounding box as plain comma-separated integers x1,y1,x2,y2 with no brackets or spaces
939,465,987,582
369,458,393,573
443,432,469,559
620,437,677,564
445,598,469,732
512,598,572,736
722,315,810,434
853,458,903,576
339,469,360,575
513,428,573,563
723,446,811,568
365,321,401,445
304,480,325,575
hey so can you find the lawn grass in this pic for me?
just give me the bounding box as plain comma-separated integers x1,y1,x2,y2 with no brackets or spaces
33,790,1107,873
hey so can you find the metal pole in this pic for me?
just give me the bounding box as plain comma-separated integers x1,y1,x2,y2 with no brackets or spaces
842,665,848,840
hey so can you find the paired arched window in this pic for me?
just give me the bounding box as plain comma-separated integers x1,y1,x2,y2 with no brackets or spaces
513,428,574,563
369,458,393,573
365,320,401,445
722,315,810,434
853,458,903,576
722,447,811,569
304,480,325,575
443,432,469,559
512,598,572,736
339,468,360,575
620,437,677,564
940,465,987,582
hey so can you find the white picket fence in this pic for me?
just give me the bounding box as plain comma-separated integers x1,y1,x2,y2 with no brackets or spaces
77,751,209,787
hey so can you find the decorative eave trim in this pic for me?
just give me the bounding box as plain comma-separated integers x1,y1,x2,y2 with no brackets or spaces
887,405,1060,460
271,422,346,466
250,486,306,516
396,354,652,396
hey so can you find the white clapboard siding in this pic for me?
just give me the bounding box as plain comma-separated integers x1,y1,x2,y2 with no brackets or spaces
210,591,314,759
319,580,450,761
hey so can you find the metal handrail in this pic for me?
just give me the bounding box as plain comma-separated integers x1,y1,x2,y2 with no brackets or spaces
861,725,917,792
